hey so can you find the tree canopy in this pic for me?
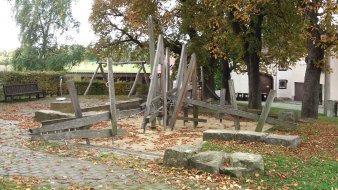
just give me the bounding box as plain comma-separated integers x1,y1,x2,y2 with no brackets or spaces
12,0,82,71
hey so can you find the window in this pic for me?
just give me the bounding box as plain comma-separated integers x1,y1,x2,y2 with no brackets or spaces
279,79,288,89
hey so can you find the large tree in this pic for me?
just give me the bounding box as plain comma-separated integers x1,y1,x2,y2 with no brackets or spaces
300,0,337,119
12,0,79,71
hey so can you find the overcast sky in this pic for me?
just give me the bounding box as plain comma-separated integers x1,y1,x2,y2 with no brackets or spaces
0,0,95,50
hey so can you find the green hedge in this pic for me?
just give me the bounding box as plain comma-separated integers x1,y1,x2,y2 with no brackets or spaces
0,71,148,100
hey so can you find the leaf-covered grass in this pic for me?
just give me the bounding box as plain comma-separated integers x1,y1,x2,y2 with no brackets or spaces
201,120,338,189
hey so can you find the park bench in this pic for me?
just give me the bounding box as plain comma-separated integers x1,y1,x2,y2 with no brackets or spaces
3,83,44,101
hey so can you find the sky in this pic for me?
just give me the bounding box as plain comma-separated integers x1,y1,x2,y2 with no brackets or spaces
0,0,96,50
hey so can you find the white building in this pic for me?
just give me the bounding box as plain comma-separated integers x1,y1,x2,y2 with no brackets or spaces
232,56,338,101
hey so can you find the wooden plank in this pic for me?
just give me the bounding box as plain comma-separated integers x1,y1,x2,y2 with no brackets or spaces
142,35,164,132
229,80,240,130
40,117,75,126
66,80,82,118
30,112,111,134
177,116,207,122
84,64,100,96
31,129,113,141
256,90,276,132
192,66,199,127
128,66,142,97
98,61,146,65
146,110,159,122
118,108,141,117
107,58,118,137
169,53,197,130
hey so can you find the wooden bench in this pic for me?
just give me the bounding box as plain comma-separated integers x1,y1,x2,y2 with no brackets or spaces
3,83,44,101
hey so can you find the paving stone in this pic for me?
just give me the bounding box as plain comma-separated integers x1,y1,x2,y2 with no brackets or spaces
203,129,237,141
0,146,173,189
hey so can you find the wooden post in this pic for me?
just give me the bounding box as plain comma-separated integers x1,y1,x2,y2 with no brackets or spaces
107,58,118,139
66,80,89,144
84,65,100,96
192,66,199,127
162,48,169,129
66,80,82,118
200,66,205,100
255,90,276,132
128,67,142,97
228,80,240,130
176,45,187,91
219,88,226,122
169,53,196,130
142,35,163,133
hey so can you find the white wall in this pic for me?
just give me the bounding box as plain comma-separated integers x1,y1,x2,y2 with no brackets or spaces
231,73,249,93
329,56,338,100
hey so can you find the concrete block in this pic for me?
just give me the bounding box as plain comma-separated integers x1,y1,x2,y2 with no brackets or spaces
278,111,298,123
34,110,73,122
236,130,267,142
50,101,74,113
264,134,300,148
324,100,337,117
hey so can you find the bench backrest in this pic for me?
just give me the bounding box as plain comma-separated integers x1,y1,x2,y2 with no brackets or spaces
3,83,40,95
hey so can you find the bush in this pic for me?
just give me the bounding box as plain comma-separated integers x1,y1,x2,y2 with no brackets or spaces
0,71,139,100
0,71,65,96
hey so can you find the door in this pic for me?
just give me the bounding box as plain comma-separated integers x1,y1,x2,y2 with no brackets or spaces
294,82,322,103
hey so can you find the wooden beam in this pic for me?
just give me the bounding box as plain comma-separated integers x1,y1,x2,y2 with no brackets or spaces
40,117,75,126
176,45,187,91
66,80,82,118
229,80,240,130
31,129,113,141
98,62,107,83
84,65,100,96
219,88,226,123
162,47,169,129
184,98,294,127
256,90,276,132
192,66,199,127
169,53,197,130
128,67,142,97
148,15,155,71
177,116,207,122
142,35,164,133
107,58,118,137
30,112,111,134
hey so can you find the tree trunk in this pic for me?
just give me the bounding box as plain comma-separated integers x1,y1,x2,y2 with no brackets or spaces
243,14,264,109
202,55,217,100
220,58,231,103
301,5,324,119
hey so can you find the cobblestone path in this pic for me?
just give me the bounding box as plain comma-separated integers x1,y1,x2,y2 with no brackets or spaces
0,146,172,189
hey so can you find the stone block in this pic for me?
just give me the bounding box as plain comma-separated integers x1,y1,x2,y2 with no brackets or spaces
34,110,74,122
188,151,229,173
230,152,264,175
324,100,337,117
50,101,74,113
264,134,300,148
203,129,237,141
219,167,247,178
278,111,298,123
163,144,202,168
236,131,267,142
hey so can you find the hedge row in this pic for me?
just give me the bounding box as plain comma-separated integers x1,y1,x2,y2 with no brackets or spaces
0,71,148,100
